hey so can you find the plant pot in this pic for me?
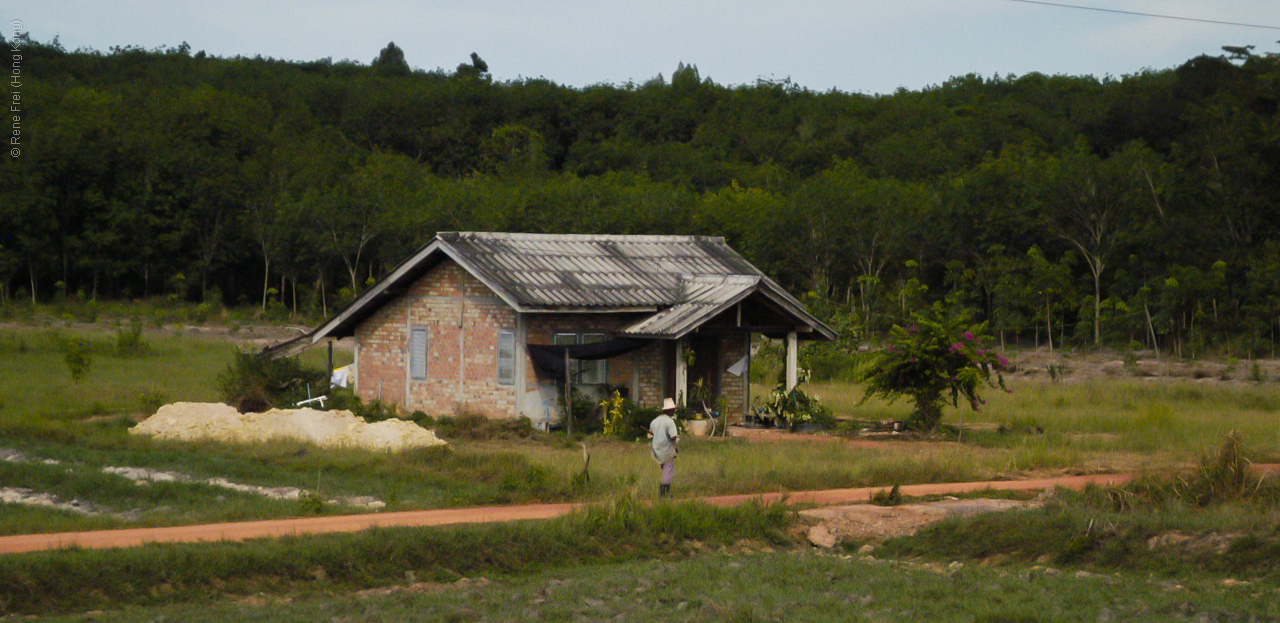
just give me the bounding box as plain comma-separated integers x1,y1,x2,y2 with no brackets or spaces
686,420,713,437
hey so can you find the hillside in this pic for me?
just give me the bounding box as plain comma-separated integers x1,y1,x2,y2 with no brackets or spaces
3,40,1279,353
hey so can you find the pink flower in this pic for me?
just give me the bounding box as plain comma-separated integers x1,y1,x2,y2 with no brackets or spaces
949,343,963,353
886,345,896,352
997,355,1009,369
977,349,986,356
964,331,975,341
909,325,919,332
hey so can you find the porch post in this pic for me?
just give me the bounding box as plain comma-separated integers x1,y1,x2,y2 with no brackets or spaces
743,332,752,420
785,331,798,391
564,348,573,435
675,337,688,407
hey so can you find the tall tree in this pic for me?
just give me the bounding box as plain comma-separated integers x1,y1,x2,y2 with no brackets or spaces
372,42,411,77
1046,141,1163,344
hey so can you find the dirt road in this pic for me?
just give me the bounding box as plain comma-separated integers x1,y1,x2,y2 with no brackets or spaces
0,472,1141,555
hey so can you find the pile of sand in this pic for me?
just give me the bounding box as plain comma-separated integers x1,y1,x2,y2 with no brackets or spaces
132,402,447,452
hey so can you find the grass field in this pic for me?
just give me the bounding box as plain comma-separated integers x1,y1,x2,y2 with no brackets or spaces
33,549,1280,622
6,324,1280,619
3,325,1280,536
789,379,1280,461
0,326,345,426
0,498,794,615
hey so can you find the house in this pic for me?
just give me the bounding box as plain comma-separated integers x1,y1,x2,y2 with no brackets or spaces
305,232,835,423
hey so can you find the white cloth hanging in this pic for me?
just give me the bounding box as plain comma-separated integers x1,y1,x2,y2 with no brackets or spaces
330,365,351,388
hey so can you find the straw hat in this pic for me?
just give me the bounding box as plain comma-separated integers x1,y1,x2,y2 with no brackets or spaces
662,398,677,412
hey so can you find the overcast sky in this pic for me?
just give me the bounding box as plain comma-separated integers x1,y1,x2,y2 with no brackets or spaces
12,1,1280,94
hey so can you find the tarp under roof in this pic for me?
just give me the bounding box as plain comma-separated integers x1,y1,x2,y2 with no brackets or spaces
526,338,653,380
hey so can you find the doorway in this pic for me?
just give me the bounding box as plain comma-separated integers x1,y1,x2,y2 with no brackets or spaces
686,335,721,412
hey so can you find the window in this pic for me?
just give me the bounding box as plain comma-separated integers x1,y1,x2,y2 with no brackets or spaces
409,326,428,380
551,332,608,385
580,333,607,384
497,329,516,385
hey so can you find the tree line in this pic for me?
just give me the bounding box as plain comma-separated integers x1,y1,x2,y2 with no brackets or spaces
2,38,1279,356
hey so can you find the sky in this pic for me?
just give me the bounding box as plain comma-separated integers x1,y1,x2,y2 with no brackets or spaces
10,0,1280,94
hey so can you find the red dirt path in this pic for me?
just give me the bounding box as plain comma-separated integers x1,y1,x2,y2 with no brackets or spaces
0,472,1138,555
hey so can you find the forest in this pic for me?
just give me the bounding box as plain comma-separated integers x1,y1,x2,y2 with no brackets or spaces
2,38,1279,357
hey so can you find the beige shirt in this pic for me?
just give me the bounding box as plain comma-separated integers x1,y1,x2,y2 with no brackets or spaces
650,414,679,464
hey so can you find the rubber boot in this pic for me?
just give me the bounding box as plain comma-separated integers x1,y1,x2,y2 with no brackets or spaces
659,484,670,498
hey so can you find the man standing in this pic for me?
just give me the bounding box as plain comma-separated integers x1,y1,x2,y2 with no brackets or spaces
650,398,680,498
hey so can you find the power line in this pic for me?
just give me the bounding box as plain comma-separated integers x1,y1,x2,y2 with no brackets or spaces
993,0,1280,31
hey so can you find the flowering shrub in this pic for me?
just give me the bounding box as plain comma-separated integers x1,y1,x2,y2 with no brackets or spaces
598,390,659,441
859,308,1008,431
601,390,628,438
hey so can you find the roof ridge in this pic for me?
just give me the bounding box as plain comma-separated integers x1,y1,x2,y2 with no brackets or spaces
440,231,727,244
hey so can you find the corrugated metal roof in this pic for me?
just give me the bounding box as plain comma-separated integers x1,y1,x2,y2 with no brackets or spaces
438,232,762,309
310,232,836,342
619,275,760,338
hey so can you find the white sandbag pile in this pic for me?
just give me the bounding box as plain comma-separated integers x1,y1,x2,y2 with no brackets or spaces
132,402,447,452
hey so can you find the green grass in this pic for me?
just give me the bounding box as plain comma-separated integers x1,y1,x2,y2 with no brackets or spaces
0,328,233,425
33,549,1280,622
0,437,597,535
0,327,347,426
880,440,1280,577
503,436,1085,500
8,325,1280,619
769,378,1280,463
880,484,1280,578
0,497,793,615
3,323,1280,537
0,429,1085,535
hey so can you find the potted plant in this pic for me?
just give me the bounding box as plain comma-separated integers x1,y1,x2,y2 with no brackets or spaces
760,368,830,432
684,378,716,436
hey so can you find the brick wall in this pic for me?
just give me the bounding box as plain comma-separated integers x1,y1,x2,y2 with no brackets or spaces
719,332,749,418
355,260,518,417
352,292,409,407
353,259,754,420
632,342,667,410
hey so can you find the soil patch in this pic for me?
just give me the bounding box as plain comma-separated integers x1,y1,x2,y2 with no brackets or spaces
1006,347,1280,384
356,577,492,599
727,426,958,450
0,487,103,516
102,466,385,509
801,498,1036,547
